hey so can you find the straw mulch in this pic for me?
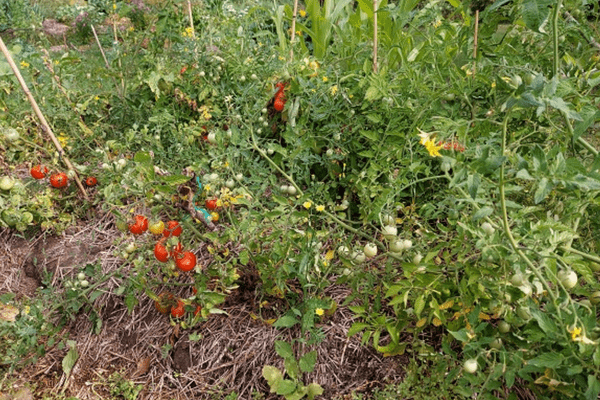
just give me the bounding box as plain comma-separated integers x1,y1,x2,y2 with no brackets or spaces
0,215,407,399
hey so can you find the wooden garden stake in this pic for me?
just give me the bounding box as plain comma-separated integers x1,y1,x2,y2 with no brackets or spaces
289,0,299,60
373,0,378,73
91,25,110,69
0,36,89,199
187,0,195,38
472,10,479,77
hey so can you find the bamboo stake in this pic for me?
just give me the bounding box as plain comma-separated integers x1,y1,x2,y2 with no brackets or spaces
91,25,110,69
289,0,299,60
472,10,479,77
187,0,195,38
373,0,378,73
0,36,89,199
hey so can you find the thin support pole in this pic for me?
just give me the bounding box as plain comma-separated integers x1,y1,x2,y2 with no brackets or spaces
0,36,88,199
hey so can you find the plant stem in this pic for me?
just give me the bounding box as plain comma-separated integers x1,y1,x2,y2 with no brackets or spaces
559,246,600,264
552,0,563,78
499,116,557,302
373,0,378,72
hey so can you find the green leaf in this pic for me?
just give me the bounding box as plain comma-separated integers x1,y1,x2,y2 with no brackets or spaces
359,130,378,141
133,151,152,165
520,0,553,32
534,177,552,204
348,322,370,337
414,295,425,317
273,315,298,328
530,309,557,336
275,340,294,359
307,383,324,399
62,341,78,376
285,357,300,380
527,352,564,368
124,292,138,314
467,173,480,199
299,350,317,373
160,175,191,186
276,379,297,396
585,375,600,400
448,329,469,343
262,365,283,391
472,206,493,222
239,250,250,266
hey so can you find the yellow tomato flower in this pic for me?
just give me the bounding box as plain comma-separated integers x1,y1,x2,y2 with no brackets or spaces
571,326,582,340
330,85,338,95
316,205,325,212
20,61,29,68
299,9,306,17
315,308,324,316
322,76,328,82
303,201,312,209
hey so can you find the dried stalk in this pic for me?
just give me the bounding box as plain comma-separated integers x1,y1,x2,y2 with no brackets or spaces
373,0,378,72
0,36,88,199
289,0,299,60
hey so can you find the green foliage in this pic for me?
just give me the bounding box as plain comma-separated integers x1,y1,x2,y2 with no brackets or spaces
263,340,322,400
1,0,599,398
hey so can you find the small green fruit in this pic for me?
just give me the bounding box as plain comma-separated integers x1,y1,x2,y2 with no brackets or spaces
498,321,511,333
463,359,478,374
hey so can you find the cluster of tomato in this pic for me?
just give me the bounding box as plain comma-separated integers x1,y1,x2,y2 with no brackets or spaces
273,82,287,112
30,164,97,188
127,215,197,273
127,215,200,318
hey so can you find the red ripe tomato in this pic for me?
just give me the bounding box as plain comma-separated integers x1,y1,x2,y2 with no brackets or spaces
274,97,285,112
170,242,184,259
194,305,202,317
163,220,182,237
170,299,186,318
276,82,286,91
129,215,148,235
205,199,218,211
175,251,197,272
154,239,169,262
30,165,48,180
49,172,68,188
85,176,98,186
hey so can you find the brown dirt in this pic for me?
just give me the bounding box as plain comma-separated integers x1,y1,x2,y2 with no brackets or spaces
0,216,407,400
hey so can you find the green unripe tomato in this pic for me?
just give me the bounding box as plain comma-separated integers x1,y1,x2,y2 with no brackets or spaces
481,222,495,236
516,306,531,321
558,270,578,290
381,225,397,240
77,272,86,281
0,176,15,191
381,214,396,226
590,291,600,305
463,359,478,374
498,321,511,333
351,251,366,264
489,338,503,350
337,245,350,258
287,186,297,195
80,280,89,288
510,273,525,287
363,243,378,258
